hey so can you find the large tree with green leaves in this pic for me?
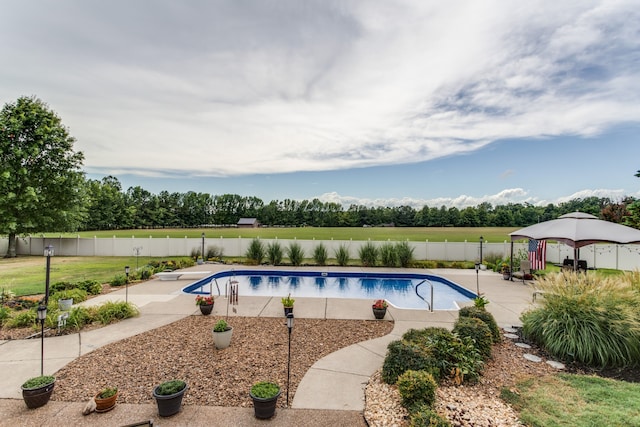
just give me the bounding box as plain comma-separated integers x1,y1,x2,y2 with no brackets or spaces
0,96,86,257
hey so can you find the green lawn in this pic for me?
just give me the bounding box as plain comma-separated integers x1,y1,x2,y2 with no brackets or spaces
504,373,640,426
0,256,165,296
47,226,518,242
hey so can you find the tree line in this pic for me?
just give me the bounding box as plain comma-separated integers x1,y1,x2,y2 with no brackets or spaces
83,175,638,230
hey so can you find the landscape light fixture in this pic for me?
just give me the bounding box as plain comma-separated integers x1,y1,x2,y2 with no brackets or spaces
479,236,484,266
37,304,47,376
286,312,294,407
201,232,205,263
125,266,130,303
475,262,480,296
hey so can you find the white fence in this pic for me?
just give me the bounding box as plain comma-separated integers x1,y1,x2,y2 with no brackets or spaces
2,236,639,271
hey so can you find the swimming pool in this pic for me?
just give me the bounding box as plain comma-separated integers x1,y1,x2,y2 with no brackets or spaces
182,270,475,310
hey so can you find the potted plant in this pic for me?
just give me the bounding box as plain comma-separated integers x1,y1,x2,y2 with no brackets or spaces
281,294,295,316
372,299,388,319
195,294,214,315
250,381,281,419
57,289,74,311
212,319,233,349
501,263,511,280
153,379,187,417
21,375,55,409
94,386,118,412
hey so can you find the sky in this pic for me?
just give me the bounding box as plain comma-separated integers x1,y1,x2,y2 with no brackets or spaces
2,1,640,209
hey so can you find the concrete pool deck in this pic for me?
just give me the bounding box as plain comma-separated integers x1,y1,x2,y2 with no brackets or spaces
0,264,537,426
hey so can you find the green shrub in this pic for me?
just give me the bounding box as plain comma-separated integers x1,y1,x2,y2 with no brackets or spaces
403,327,452,346
266,242,283,265
286,242,304,266
408,405,452,427
206,245,224,261
75,280,102,295
521,272,640,368
0,306,10,325
110,274,128,287
98,387,118,398
397,370,438,410
379,243,398,267
396,241,415,268
66,306,94,330
51,288,88,304
458,306,501,343
381,340,437,384
250,381,280,398
429,332,484,384
6,309,37,328
50,281,74,293
155,379,186,396
95,301,139,325
190,247,201,260
245,238,265,265
312,243,328,266
334,244,350,266
140,267,153,280
453,316,493,359
359,242,378,267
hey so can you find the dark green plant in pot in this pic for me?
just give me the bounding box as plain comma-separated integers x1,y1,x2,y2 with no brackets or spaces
22,375,55,389
98,387,118,399
155,380,186,396
214,319,230,332
250,381,280,399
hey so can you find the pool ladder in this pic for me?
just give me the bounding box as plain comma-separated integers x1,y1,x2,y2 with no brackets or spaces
415,279,434,312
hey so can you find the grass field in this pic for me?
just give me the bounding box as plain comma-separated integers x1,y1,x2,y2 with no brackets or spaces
0,256,171,296
47,227,519,243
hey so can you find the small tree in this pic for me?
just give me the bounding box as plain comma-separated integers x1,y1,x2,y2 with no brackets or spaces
0,96,86,257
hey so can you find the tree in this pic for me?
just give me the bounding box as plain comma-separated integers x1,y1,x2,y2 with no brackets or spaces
0,96,85,257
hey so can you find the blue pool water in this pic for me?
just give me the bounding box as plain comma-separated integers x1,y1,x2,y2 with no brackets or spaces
182,270,475,310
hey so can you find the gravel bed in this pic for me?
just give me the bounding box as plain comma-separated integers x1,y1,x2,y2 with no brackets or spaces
50,315,393,407
364,332,561,426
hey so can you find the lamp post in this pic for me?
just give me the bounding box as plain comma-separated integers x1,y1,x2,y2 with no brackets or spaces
286,312,294,407
125,266,130,304
201,232,205,264
37,304,47,376
44,245,53,305
475,262,480,296
479,236,484,266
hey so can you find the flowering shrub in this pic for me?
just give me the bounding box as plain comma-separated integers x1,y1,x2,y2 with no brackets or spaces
373,299,388,309
195,295,214,306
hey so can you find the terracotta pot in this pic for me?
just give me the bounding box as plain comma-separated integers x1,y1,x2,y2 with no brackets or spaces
94,391,118,413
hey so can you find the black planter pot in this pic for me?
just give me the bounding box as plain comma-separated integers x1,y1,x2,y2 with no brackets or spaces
153,384,187,417
372,307,386,320
22,381,55,409
283,306,293,317
250,389,281,419
199,303,214,315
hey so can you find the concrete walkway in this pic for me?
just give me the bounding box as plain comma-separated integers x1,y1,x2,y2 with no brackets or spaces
0,265,536,426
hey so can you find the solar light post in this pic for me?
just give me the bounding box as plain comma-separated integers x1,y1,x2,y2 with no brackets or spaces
201,232,205,264
286,312,294,407
479,236,484,266
475,262,480,296
125,266,130,303
37,304,47,376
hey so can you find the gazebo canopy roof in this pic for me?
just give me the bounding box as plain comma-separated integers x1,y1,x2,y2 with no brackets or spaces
509,212,640,249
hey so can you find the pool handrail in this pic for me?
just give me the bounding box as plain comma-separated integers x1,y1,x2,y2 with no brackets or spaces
415,279,434,312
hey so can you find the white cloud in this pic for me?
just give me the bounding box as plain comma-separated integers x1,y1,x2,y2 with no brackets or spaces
1,1,639,179
316,188,637,210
